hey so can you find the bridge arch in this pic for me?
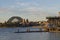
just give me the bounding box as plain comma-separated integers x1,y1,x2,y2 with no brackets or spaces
7,16,23,23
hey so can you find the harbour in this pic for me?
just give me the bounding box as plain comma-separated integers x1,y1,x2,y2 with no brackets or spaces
0,27,60,40
0,0,60,40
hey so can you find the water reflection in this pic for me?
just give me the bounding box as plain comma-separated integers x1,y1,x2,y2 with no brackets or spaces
49,32,60,40
0,28,60,40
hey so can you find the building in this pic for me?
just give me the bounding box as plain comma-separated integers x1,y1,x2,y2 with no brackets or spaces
46,16,60,27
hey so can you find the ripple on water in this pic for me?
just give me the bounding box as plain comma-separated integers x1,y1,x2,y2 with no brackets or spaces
0,28,60,40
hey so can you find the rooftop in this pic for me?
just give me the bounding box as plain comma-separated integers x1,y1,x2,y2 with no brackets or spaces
46,16,60,19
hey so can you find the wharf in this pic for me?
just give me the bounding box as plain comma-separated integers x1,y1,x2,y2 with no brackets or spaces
14,31,47,33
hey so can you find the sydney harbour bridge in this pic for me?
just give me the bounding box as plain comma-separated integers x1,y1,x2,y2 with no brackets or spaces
5,16,27,27
6,16,29,27
7,16,24,23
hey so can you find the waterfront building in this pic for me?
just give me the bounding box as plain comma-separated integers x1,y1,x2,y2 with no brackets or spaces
46,16,60,27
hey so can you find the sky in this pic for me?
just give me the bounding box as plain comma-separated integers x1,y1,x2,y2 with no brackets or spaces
0,0,60,22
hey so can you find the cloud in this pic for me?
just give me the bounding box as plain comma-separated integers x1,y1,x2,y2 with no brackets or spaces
0,0,60,22
0,6,58,16
0,8,9,13
0,6,59,22
16,2,27,6
15,1,39,7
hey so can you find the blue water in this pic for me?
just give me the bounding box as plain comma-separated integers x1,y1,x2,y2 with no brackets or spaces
0,27,60,40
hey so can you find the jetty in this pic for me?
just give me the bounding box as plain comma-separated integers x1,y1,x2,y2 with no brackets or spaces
14,28,48,33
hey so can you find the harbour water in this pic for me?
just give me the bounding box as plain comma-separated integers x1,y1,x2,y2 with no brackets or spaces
0,27,60,40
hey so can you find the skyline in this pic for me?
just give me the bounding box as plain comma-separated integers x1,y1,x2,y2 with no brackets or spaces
0,0,60,22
